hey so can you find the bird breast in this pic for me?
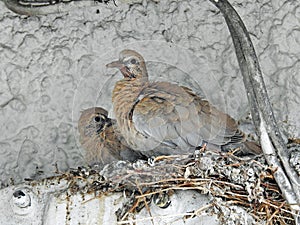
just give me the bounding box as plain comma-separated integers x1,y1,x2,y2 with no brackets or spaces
112,80,146,149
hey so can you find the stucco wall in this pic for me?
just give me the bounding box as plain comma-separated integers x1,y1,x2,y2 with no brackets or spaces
0,0,299,186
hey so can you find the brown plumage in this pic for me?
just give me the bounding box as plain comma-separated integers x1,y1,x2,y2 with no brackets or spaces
106,49,261,156
78,107,143,167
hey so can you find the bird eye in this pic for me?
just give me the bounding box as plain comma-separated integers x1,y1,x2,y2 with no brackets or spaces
130,58,137,64
94,116,101,122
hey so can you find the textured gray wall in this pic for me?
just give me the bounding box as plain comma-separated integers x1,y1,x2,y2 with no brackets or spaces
0,0,299,186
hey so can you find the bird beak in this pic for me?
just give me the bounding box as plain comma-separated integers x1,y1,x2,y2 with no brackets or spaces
106,60,123,69
106,117,113,127
106,60,134,79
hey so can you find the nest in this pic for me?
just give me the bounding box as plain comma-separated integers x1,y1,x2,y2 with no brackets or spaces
63,147,296,225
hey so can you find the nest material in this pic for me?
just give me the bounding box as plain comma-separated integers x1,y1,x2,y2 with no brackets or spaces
63,148,296,225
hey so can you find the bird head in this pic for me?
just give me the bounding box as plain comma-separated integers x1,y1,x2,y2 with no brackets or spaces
106,49,148,80
78,107,113,137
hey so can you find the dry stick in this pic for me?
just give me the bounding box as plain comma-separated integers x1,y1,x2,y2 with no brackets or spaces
267,201,287,223
208,0,300,221
135,183,155,225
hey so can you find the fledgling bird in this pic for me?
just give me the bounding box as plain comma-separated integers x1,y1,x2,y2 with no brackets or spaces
78,107,143,167
106,50,261,156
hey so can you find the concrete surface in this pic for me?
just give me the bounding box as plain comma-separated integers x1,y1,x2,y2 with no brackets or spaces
0,0,299,186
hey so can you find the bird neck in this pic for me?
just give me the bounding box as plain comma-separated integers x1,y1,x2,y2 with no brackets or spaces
113,79,146,105
112,78,146,132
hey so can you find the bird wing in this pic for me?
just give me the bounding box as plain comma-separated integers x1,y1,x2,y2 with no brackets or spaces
131,82,243,149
